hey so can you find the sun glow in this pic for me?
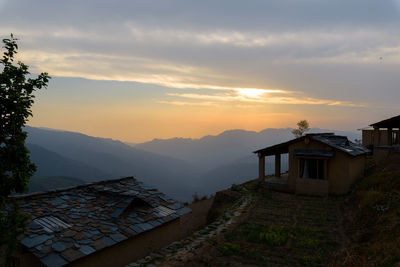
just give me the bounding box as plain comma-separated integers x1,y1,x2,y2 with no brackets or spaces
235,88,283,99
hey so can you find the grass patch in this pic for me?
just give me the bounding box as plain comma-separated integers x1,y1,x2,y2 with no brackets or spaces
239,224,289,246
358,190,386,210
292,227,321,249
300,254,322,266
217,242,241,256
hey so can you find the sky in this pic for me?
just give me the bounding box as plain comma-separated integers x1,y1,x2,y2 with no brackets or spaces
1,0,400,142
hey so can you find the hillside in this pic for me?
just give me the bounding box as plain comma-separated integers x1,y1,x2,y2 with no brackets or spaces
28,176,86,193
25,126,201,201
133,180,346,266
27,143,111,181
333,155,400,265
138,153,400,266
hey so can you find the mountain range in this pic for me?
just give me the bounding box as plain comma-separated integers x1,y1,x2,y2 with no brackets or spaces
25,126,361,201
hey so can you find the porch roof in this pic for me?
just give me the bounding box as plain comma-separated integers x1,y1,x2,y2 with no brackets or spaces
370,115,400,129
254,133,369,157
253,138,296,156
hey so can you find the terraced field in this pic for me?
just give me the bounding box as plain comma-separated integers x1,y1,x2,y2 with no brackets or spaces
160,188,345,266
227,191,343,266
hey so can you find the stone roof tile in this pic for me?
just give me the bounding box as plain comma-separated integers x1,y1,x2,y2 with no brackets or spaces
13,177,191,265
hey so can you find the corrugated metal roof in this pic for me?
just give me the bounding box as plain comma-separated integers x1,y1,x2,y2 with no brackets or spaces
33,217,72,233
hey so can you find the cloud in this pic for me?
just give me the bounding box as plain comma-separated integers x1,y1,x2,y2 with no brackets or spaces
166,90,364,107
1,0,400,110
157,100,215,106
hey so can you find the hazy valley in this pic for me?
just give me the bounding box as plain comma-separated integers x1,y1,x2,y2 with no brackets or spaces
26,126,360,201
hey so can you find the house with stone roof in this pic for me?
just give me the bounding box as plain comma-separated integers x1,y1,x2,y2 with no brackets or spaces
254,133,370,195
11,177,191,267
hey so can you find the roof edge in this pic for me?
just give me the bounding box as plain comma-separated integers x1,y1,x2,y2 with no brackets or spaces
9,176,136,200
370,115,400,127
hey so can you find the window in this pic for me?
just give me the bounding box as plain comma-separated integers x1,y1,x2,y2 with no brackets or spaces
299,159,325,179
392,131,399,145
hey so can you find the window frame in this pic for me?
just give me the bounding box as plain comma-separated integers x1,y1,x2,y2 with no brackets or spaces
297,156,328,180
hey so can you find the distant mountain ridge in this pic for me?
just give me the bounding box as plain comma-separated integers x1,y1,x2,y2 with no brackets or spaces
25,126,200,201
27,143,111,181
28,176,86,193
25,126,360,201
134,128,360,170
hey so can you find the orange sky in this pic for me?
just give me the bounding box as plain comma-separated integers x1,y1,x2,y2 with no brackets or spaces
27,77,379,143
3,1,399,142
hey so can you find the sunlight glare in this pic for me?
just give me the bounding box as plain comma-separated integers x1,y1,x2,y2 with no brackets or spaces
235,88,282,99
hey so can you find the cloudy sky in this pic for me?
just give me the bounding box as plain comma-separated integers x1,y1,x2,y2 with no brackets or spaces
1,0,400,142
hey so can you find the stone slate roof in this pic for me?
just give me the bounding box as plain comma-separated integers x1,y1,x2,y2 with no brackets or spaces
12,177,191,267
310,134,370,157
255,133,369,157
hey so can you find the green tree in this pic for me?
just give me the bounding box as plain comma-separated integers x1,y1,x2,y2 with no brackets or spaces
0,34,50,263
292,120,310,138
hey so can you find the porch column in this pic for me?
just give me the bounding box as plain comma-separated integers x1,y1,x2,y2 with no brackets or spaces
388,128,393,146
258,153,265,181
373,127,380,146
275,153,281,177
398,129,400,145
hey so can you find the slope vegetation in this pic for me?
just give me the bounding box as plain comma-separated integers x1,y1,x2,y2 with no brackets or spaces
334,154,400,265
154,154,400,266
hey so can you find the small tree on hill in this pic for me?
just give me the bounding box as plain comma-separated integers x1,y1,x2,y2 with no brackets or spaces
292,120,310,138
0,34,50,263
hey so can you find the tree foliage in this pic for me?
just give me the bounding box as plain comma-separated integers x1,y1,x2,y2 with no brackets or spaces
292,120,310,138
0,34,50,262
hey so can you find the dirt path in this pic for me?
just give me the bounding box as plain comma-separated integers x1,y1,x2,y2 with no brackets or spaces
126,195,254,267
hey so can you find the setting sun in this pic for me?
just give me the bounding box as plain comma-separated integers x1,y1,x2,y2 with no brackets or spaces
235,88,282,99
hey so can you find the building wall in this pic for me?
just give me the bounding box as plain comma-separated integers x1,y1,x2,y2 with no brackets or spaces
16,247,45,267
362,129,400,164
179,198,214,239
327,152,367,194
16,219,181,267
70,199,214,267
362,130,374,147
288,138,365,195
362,129,400,147
70,219,181,267
295,178,329,196
348,155,367,189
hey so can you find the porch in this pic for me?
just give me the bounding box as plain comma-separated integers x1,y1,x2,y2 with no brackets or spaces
259,173,292,193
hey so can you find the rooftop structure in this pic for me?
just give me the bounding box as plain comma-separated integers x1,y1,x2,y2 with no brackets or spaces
12,177,191,267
